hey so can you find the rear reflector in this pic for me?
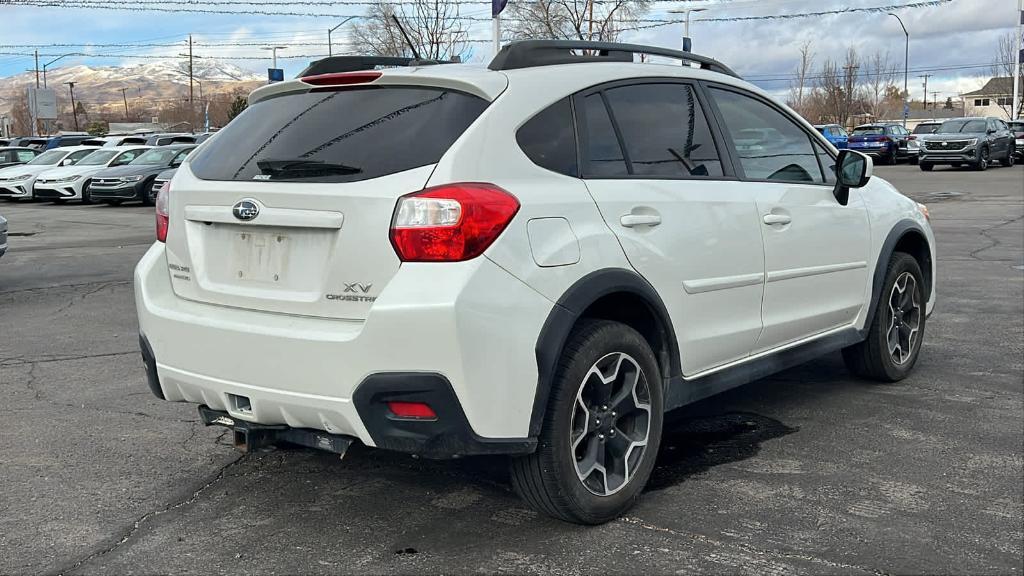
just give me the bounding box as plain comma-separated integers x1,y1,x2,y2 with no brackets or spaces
301,71,382,86
386,401,438,420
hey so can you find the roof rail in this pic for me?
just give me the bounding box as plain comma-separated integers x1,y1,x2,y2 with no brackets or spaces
297,56,457,78
488,40,739,78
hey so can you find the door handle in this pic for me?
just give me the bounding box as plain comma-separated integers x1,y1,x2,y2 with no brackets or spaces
763,213,791,225
620,214,661,228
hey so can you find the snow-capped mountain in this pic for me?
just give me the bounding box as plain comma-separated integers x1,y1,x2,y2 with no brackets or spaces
0,59,263,116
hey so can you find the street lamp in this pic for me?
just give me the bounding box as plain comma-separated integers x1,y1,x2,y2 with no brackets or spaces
667,6,708,51
889,12,909,127
262,46,287,70
328,16,358,57
43,52,79,88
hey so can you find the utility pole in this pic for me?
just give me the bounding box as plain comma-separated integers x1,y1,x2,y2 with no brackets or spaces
328,17,356,57
919,74,932,112
188,35,194,105
588,0,594,41
121,87,130,121
930,91,939,111
66,82,79,131
34,50,39,88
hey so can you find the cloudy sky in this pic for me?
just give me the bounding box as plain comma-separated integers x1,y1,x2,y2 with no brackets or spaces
0,0,1017,100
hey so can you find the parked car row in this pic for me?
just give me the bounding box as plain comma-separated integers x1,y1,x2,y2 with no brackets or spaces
813,117,1019,171
0,143,196,205
0,131,212,151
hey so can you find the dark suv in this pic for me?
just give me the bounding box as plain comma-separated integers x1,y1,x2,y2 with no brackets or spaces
848,123,913,164
87,144,196,205
919,117,1015,171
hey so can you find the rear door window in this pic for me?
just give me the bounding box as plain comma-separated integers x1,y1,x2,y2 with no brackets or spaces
188,86,489,183
602,83,723,178
579,93,628,177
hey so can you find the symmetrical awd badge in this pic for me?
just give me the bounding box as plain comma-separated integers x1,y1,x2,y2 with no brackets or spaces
232,199,260,221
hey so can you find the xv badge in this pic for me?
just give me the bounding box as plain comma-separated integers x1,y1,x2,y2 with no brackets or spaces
343,282,373,294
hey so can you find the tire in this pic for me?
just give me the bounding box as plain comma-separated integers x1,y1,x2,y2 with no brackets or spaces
510,319,664,524
919,162,933,171
81,181,93,205
141,179,156,206
1001,146,1015,167
974,147,989,171
842,252,926,382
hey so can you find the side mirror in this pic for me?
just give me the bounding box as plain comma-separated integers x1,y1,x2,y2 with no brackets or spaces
61,158,73,166
834,150,872,206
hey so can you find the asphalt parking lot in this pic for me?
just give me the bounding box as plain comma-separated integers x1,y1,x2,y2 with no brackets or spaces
1,164,1021,575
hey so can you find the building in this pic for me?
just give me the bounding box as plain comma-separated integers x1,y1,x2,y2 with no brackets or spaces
963,76,1023,119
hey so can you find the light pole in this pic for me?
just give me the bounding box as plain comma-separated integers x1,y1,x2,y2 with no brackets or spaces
328,17,357,57
889,12,909,127
66,81,79,131
43,53,78,89
262,46,287,70
667,6,708,52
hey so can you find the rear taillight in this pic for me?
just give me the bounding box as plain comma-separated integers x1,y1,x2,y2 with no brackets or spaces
155,180,169,243
390,183,519,262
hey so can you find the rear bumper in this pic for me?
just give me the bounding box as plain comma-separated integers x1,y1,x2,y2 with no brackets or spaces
134,243,551,457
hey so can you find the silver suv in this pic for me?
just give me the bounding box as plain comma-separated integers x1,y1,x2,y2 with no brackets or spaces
919,117,1016,171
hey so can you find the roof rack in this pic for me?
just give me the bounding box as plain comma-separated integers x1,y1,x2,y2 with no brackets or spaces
297,56,457,78
488,40,739,78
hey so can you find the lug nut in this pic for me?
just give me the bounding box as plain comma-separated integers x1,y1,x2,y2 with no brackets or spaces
598,434,605,441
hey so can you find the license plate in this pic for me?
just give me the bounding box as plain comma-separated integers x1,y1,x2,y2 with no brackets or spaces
850,142,865,148
232,230,288,282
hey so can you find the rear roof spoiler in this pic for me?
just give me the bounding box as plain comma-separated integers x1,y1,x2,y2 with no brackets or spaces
488,40,739,78
297,56,458,78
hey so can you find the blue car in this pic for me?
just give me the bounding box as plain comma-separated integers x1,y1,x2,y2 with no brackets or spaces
814,124,848,149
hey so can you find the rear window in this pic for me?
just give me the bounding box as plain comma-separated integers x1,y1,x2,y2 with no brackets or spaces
912,124,938,134
189,86,489,183
853,126,884,135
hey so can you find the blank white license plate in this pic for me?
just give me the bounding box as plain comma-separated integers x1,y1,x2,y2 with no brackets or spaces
231,230,288,282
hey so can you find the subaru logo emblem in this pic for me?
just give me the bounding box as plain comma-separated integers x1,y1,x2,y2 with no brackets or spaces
232,199,260,221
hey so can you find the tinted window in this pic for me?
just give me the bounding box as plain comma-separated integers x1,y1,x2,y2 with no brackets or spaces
710,88,823,184
853,126,885,135
0,151,11,163
27,149,68,165
580,93,627,177
66,149,97,164
189,86,488,183
603,83,722,178
517,97,577,176
912,124,937,134
77,150,120,166
133,148,191,165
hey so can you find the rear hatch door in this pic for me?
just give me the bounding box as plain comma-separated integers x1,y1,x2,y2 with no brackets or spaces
164,81,491,321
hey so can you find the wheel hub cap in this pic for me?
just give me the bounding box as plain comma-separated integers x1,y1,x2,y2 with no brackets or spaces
887,271,922,365
570,352,651,497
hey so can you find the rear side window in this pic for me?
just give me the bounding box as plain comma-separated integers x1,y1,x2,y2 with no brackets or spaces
603,83,723,178
710,87,824,184
189,86,488,183
580,93,628,177
517,97,577,177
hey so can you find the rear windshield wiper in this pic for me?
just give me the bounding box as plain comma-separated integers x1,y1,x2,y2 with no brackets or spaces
256,159,362,177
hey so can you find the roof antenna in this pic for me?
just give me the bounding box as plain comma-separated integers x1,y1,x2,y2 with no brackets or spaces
390,14,422,61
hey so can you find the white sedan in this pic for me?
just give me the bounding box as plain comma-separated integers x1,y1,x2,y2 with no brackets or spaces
0,146,99,200
34,146,151,203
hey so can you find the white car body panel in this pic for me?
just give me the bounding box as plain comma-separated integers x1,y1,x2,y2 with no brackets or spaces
136,59,937,447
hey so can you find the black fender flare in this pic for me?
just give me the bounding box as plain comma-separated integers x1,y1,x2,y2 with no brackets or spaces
529,268,681,437
862,218,932,337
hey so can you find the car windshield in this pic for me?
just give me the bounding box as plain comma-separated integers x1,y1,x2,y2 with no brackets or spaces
853,126,885,135
1008,121,1024,131
27,149,68,165
912,124,938,134
132,148,186,165
76,150,119,166
938,119,987,133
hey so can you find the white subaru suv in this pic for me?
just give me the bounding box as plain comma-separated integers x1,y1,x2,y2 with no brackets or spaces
135,41,936,524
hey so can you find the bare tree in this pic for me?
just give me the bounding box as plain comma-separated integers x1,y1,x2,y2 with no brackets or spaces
990,31,1023,118
840,47,862,126
506,0,652,43
815,58,844,125
348,0,470,61
863,50,899,120
9,89,33,136
787,40,815,117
